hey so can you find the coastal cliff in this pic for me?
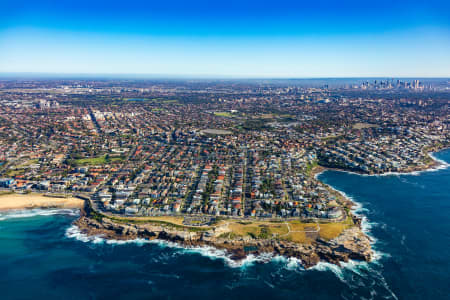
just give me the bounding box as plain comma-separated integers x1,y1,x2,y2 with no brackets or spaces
74,208,372,269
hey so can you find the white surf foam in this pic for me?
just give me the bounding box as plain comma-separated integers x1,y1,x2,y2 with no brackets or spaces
311,259,398,300
284,257,303,270
65,223,301,268
65,224,106,244
311,261,346,280
146,239,279,268
0,208,79,221
428,152,450,168
64,224,258,267
65,224,150,245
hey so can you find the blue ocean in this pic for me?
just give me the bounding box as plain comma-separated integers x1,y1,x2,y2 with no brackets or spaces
1,149,449,300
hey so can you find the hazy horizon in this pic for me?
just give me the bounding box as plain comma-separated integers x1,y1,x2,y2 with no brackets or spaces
0,72,449,80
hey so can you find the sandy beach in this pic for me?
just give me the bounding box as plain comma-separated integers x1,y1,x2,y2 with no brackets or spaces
0,193,84,211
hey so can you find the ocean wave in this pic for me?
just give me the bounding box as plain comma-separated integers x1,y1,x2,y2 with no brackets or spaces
284,257,304,270
65,223,298,269
311,261,346,280
186,248,278,268
65,225,106,244
311,260,398,300
157,244,298,269
0,208,79,221
65,224,150,245
310,254,381,280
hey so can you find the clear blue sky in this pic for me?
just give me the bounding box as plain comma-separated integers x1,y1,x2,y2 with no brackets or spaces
1,0,449,77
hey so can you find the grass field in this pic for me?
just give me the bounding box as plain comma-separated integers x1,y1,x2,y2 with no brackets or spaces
318,222,350,240
101,212,353,243
74,155,123,166
225,218,353,243
214,111,232,117
17,159,39,168
75,156,108,165
106,214,209,232
5,168,25,177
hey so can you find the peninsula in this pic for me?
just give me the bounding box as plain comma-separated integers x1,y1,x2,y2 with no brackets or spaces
74,187,372,268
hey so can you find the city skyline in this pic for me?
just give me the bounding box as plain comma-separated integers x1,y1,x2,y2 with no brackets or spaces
1,0,450,77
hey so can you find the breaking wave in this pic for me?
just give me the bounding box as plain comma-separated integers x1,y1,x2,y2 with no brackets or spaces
0,208,79,221
311,260,398,300
65,223,288,268
65,224,149,245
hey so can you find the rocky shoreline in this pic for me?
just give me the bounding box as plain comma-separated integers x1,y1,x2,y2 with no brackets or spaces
74,206,372,269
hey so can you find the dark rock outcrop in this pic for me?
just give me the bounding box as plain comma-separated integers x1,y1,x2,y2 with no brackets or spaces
73,214,372,269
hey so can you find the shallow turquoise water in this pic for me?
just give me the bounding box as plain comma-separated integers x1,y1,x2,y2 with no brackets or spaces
1,149,449,299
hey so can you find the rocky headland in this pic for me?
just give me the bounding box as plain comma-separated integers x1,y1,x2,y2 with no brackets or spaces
74,206,372,269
